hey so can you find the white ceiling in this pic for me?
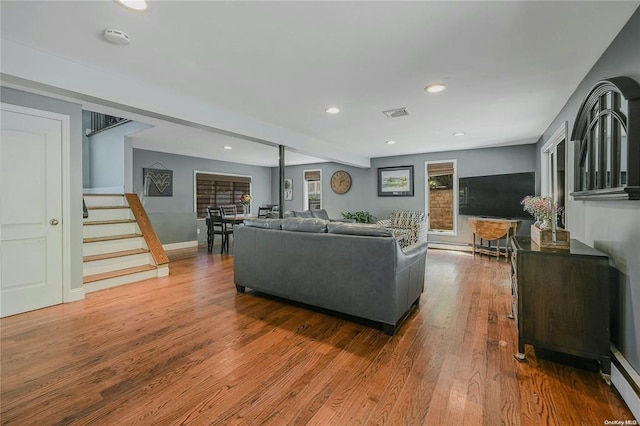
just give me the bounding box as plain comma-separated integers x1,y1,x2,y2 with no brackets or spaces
1,1,638,168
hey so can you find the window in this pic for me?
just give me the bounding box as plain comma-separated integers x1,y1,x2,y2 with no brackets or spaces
425,160,457,235
303,169,321,210
194,172,251,219
571,77,640,200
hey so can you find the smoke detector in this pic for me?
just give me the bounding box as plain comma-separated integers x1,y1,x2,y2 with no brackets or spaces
382,107,409,119
104,28,131,45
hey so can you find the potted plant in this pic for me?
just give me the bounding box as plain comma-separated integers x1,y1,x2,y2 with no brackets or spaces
341,211,377,224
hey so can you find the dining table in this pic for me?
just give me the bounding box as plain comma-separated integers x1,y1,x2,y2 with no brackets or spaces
223,214,256,225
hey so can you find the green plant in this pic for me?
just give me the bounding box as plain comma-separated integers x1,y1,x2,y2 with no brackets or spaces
341,211,377,224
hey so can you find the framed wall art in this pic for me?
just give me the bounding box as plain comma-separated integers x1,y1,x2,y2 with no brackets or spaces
143,168,173,197
378,165,414,196
284,178,293,201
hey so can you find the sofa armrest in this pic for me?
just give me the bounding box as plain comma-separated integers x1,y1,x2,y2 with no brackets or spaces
376,218,392,227
415,220,428,242
396,240,428,271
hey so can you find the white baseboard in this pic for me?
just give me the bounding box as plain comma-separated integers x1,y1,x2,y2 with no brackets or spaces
428,241,473,252
83,186,124,194
65,286,85,302
163,241,198,251
157,265,170,277
611,346,640,420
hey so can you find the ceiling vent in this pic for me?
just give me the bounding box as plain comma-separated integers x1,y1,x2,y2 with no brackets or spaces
382,107,409,118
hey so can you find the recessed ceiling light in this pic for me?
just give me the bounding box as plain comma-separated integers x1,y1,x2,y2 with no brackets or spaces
453,132,466,136
325,107,340,114
425,83,447,93
223,146,232,150
114,0,148,11
386,140,396,145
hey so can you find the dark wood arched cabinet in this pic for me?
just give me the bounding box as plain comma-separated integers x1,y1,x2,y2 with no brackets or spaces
571,76,640,200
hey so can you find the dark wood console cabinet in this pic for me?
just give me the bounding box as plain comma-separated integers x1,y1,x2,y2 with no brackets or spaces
510,237,611,381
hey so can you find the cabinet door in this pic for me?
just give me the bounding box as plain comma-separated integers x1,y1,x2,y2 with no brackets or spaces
521,252,609,357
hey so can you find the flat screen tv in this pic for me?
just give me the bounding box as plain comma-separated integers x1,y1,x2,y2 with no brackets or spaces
459,172,535,219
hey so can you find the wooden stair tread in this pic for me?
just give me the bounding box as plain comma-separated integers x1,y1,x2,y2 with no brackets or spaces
83,233,143,244
83,219,137,226
83,264,157,284
83,193,125,196
83,248,149,263
87,206,130,210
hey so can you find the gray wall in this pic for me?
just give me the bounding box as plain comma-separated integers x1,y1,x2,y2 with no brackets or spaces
370,145,537,245
89,121,151,191
535,8,640,374
1,86,84,291
274,144,536,245
133,149,273,245
270,162,371,220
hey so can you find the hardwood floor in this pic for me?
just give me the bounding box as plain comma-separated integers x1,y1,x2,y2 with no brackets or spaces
1,247,633,425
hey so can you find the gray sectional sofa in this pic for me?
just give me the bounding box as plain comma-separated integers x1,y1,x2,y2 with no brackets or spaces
233,218,428,335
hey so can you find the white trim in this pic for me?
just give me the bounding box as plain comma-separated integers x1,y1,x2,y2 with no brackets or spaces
542,121,568,153
67,286,86,303
425,159,458,236
611,346,640,420
1,103,79,304
82,186,125,194
428,241,472,252
303,168,322,211
163,241,198,251
541,121,568,196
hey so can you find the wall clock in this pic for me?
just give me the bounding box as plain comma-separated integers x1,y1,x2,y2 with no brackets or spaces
331,170,352,194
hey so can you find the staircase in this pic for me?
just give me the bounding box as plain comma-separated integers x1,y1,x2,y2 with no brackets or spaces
83,193,169,293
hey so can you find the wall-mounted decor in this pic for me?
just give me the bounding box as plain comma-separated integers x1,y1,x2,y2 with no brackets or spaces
570,76,640,200
330,170,352,194
284,178,293,201
378,165,414,196
143,168,173,197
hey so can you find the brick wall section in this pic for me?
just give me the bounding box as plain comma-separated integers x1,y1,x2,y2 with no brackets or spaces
429,187,454,230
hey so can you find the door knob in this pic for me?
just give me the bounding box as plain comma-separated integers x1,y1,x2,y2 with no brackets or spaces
50,219,59,226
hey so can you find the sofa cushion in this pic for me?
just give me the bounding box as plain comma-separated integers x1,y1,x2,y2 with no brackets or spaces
310,209,330,220
292,210,313,218
281,218,328,233
327,222,393,237
243,218,284,229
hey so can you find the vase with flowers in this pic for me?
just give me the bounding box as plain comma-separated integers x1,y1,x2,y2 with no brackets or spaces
521,196,558,230
239,194,252,215
521,195,569,248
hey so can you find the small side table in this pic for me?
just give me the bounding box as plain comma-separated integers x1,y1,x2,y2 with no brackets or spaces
468,218,521,260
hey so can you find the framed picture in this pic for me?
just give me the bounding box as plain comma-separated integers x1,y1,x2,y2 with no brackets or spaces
143,168,173,197
284,178,293,201
378,165,414,196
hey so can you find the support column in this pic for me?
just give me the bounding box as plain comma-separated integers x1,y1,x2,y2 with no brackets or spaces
279,145,285,219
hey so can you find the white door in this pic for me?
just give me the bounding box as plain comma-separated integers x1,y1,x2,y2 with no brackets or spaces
0,107,63,317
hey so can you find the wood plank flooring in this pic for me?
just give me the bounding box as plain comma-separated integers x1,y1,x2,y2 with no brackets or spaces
1,247,634,425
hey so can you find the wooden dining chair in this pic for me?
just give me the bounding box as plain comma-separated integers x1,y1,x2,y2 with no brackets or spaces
219,205,238,253
206,206,230,254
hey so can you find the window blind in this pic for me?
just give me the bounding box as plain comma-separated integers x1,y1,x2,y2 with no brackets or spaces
195,173,251,219
427,162,455,177
304,170,321,181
